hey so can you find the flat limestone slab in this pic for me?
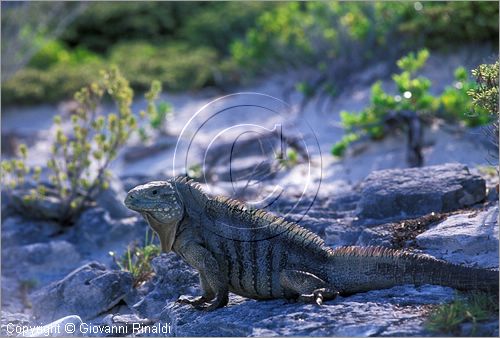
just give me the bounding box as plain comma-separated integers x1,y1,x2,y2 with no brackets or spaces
356,163,486,222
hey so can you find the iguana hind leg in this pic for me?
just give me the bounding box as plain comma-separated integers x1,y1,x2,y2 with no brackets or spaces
280,269,339,305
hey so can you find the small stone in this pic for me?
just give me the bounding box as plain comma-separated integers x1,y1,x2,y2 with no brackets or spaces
31,262,132,323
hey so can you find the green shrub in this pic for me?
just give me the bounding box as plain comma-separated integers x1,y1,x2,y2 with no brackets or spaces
179,2,274,55
2,61,102,105
109,42,218,92
1,67,156,223
62,2,271,54
332,49,436,156
28,40,101,70
468,61,499,116
61,2,196,53
331,49,494,157
232,2,498,74
398,2,499,49
2,41,217,105
230,1,498,99
440,67,490,127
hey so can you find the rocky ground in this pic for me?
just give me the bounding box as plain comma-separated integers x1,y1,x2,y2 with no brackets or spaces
1,46,499,337
1,162,498,337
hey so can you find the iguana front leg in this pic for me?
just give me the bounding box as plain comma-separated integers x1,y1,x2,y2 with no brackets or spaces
176,242,228,311
177,273,215,306
280,269,339,305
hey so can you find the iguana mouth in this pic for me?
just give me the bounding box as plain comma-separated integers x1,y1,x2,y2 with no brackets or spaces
140,207,171,212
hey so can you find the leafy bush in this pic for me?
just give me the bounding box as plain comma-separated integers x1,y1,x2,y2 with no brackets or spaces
3,2,498,107
108,42,218,91
468,61,499,116
232,2,498,74
440,67,490,127
60,2,196,53
331,49,494,157
28,40,101,70
231,1,498,103
2,41,217,105
332,49,435,157
178,2,274,55
398,2,499,49
1,67,154,223
2,61,102,105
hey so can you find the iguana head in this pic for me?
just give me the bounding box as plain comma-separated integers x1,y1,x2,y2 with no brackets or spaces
124,181,184,252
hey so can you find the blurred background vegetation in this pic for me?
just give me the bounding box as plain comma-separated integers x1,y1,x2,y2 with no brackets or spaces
2,1,498,106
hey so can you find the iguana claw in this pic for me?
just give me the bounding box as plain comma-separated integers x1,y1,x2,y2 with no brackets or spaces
176,296,210,306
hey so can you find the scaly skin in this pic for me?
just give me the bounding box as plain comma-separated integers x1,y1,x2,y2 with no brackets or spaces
124,176,499,310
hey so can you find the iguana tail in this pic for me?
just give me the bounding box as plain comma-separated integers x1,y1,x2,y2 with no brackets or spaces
329,246,499,294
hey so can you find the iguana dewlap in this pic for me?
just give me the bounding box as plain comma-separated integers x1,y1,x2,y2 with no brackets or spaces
124,177,499,311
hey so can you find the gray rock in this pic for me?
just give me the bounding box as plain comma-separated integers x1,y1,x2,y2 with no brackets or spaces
8,191,64,221
357,163,486,223
66,208,148,264
416,205,499,269
1,217,61,248
122,135,177,163
17,315,84,337
156,285,456,337
95,175,133,219
356,222,393,247
2,240,82,285
31,262,132,323
132,254,199,319
210,156,278,183
458,318,499,337
1,276,24,314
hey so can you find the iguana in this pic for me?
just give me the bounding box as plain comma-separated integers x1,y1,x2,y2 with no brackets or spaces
124,177,499,311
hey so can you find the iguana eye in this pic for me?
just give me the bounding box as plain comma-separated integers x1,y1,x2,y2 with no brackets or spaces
152,190,158,195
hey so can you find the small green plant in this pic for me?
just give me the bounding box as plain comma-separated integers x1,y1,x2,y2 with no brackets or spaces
138,80,172,141
19,279,38,309
276,147,299,168
0,67,161,223
111,229,160,287
426,292,499,335
477,165,498,178
187,163,203,179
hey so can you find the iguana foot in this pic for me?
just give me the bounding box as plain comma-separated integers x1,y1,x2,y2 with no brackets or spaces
193,293,229,311
298,288,339,306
